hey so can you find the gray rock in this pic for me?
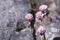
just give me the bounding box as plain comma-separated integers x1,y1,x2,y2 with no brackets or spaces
0,0,32,40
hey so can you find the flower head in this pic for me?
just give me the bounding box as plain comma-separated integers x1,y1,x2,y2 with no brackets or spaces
25,13,33,21
35,11,44,20
39,5,48,11
37,26,46,35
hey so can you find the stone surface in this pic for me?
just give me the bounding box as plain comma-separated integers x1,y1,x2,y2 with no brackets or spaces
0,0,33,40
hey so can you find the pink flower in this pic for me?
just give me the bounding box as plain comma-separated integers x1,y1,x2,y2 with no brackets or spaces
35,11,44,20
37,26,46,35
39,5,48,11
25,14,33,21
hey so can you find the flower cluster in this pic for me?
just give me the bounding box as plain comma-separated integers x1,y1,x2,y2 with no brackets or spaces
25,5,48,35
35,5,48,20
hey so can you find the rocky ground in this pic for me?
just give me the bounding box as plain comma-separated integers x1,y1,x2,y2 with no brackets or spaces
0,0,60,40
